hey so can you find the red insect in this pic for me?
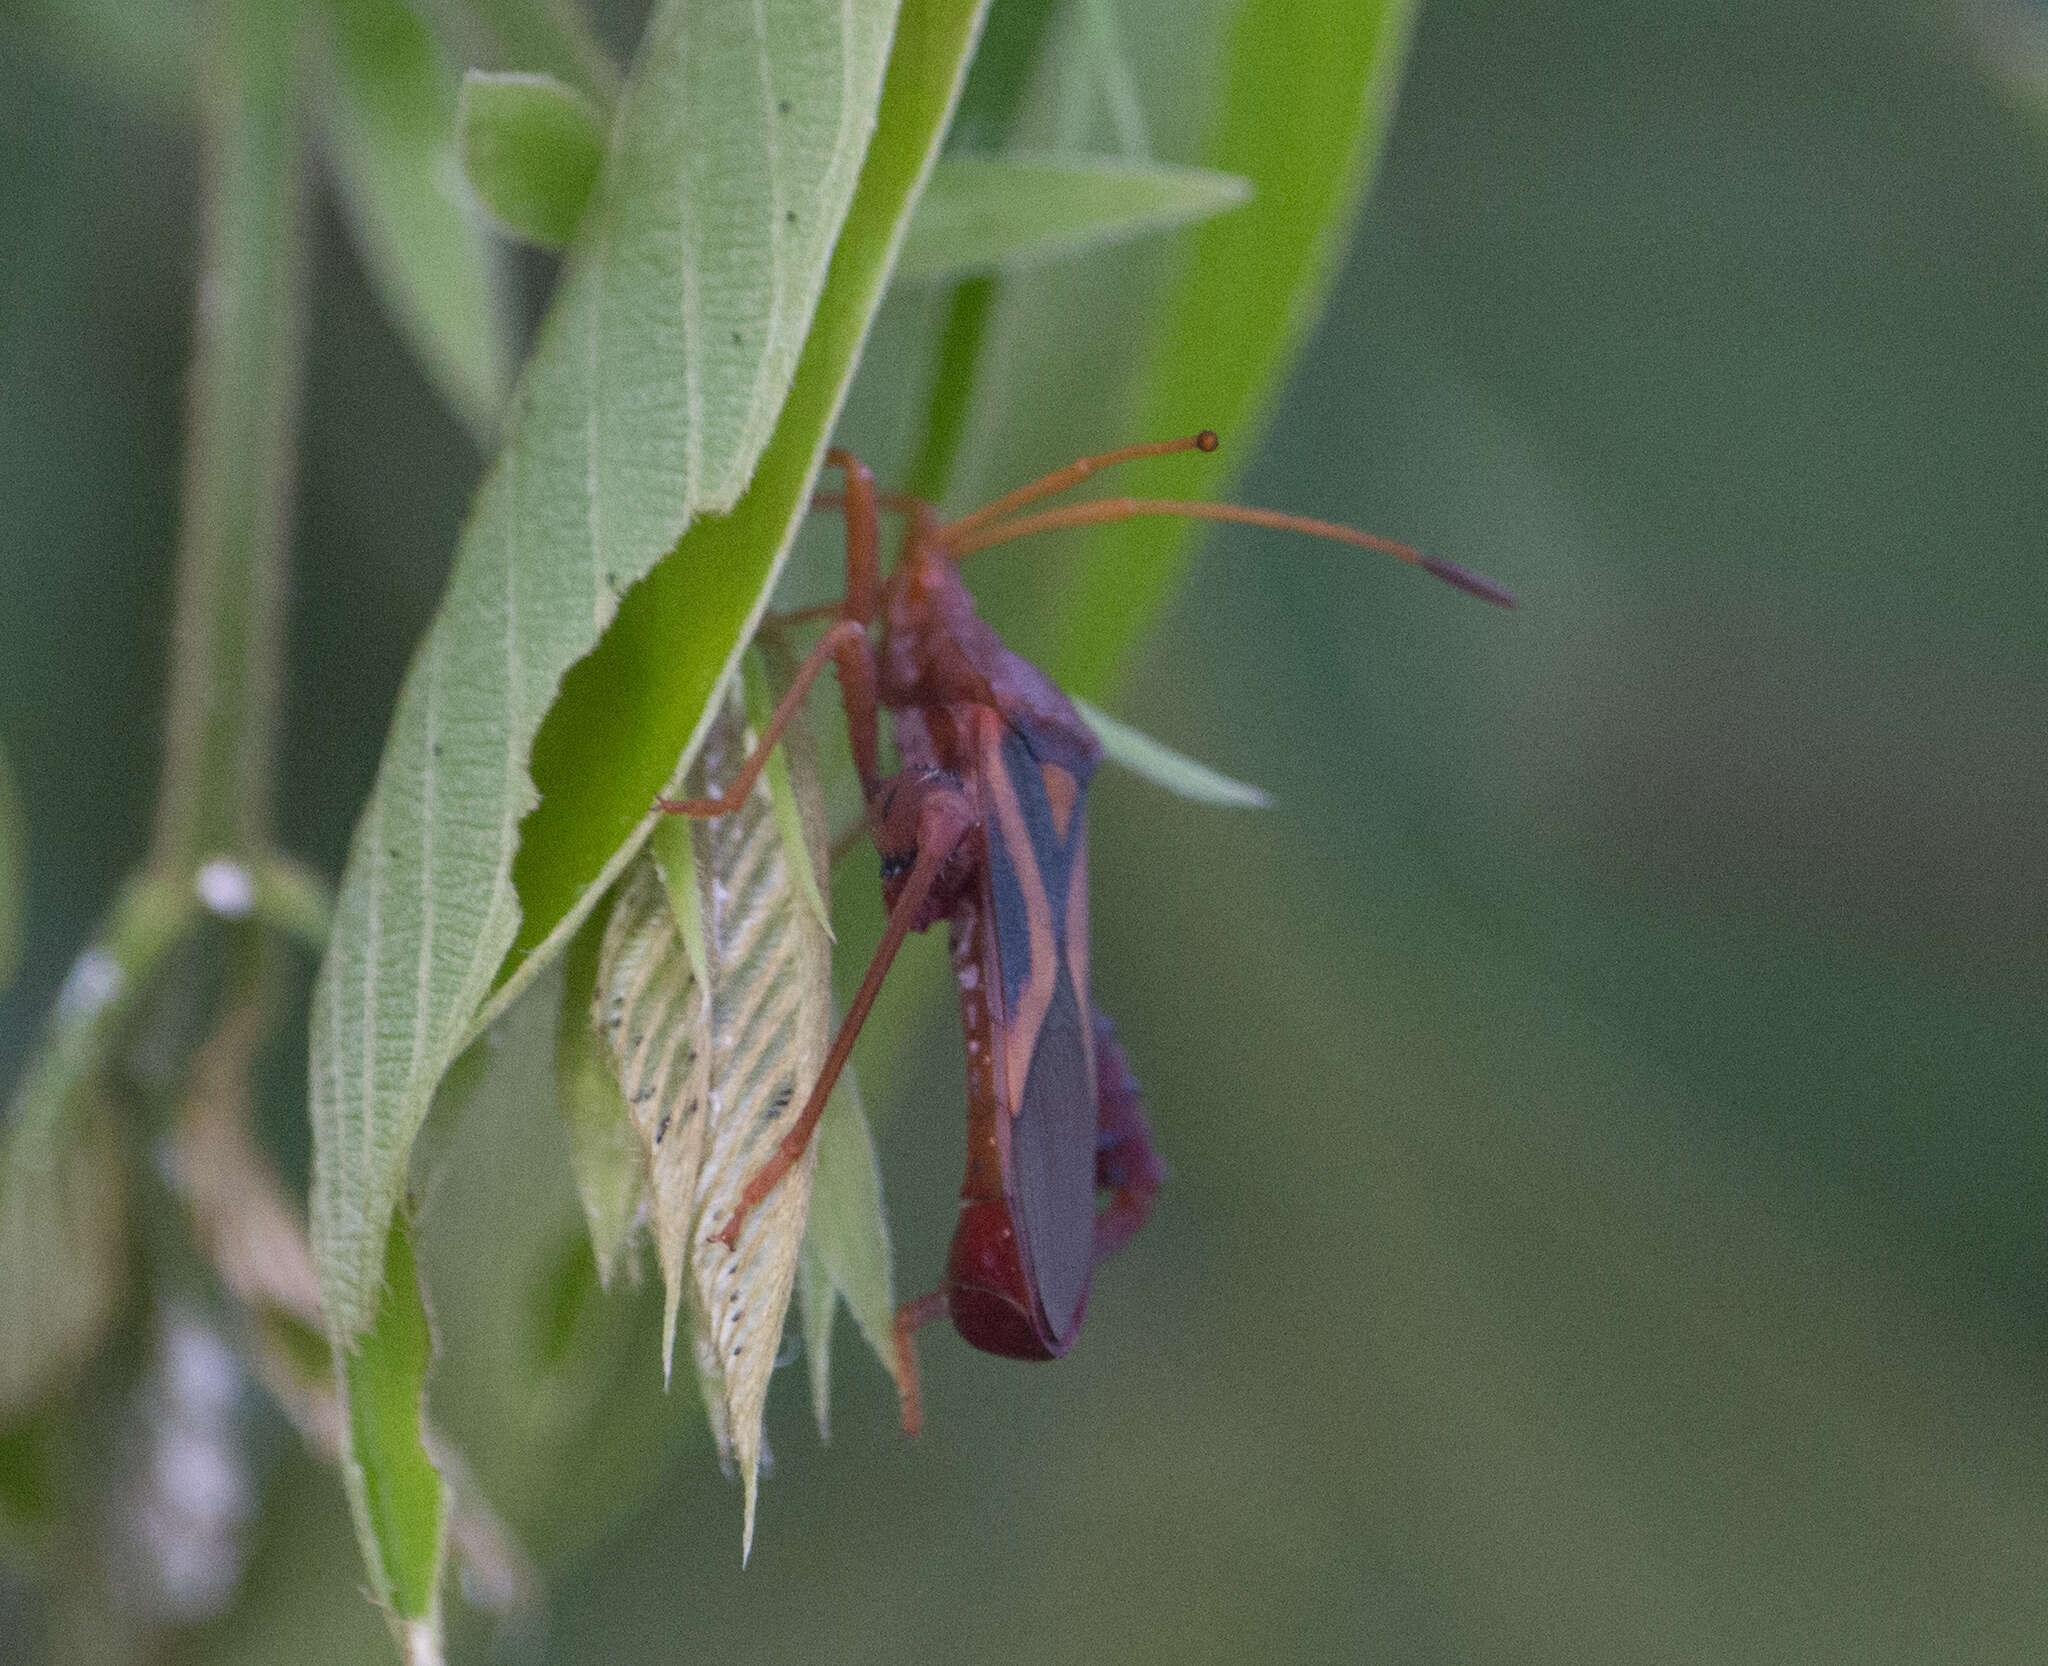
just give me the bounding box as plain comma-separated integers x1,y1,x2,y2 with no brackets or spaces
662,432,1510,1430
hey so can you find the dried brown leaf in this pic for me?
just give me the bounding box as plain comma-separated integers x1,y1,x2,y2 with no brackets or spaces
595,855,711,1382
594,677,834,1555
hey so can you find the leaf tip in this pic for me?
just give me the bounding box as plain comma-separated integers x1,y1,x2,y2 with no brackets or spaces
661,1287,680,1390
740,1466,759,1567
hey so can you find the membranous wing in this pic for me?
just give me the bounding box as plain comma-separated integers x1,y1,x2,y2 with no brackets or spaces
974,713,1100,1349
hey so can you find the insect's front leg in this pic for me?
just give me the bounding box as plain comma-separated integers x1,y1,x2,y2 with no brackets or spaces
656,616,881,818
1090,1011,1164,1262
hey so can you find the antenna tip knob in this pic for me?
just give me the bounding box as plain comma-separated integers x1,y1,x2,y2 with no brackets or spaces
1194,429,1220,453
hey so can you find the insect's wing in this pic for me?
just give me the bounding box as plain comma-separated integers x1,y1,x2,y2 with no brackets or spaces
978,717,1099,1349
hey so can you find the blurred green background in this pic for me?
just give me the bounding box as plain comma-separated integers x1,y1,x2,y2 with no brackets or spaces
6,0,2048,1660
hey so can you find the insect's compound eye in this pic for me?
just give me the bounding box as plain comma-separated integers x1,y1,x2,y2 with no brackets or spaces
878,850,913,883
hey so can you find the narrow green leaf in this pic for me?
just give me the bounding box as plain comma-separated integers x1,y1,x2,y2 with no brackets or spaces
0,744,20,992
1070,694,1271,809
943,0,1057,153
531,1226,603,1371
896,153,1251,281
649,812,712,996
1072,0,1149,157
746,642,832,937
554,907,646,1285
457,0,620,110
898,0,1057,498
457,70,604,248
796,1241,836,1436
340,1212,448,1634
310,0,912,1344
797,1065,900,1436
318,0,516,441
251,853,336,951
1044,0,1423,692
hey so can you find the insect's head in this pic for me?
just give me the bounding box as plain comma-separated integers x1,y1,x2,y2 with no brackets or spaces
870,768,973,926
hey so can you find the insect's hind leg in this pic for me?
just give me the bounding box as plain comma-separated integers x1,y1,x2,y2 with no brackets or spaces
1090,1012,1164,1262
890,1290,949,1438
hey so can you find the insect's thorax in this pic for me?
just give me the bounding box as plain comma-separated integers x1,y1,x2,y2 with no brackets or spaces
877,554,1104,785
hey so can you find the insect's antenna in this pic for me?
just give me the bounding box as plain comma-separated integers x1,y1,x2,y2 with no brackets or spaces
948,496,1517,608
939,431,1222,545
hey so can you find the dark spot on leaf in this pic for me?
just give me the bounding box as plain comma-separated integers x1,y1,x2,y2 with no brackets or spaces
431,742,442,758
730,330,742,346
655,1109,671,1142
777,98,791,115
785,209,797,224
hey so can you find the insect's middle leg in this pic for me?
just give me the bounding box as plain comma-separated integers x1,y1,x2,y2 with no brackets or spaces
655,614,882,819
711,779,977,1253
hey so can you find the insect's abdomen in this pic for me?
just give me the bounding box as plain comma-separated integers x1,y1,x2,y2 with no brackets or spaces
945,1200,1078,1360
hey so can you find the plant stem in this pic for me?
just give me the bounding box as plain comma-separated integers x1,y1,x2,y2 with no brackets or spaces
152,0,309,875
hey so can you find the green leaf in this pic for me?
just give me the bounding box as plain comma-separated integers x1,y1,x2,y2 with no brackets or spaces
457,70,604,248
896,153,1251,281
553,906,646,1286
0,872,193,1418
796,1065,900,1436
496,0,992,1017
1070,694,1271,809
1043,0,1423,692
309,0,925,1345
0,743,20,993
318,0,516,441
0,1095,124,1419
339,1212,448,1638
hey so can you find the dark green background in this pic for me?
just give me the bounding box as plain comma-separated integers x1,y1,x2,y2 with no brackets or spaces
4,0,2046,1660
